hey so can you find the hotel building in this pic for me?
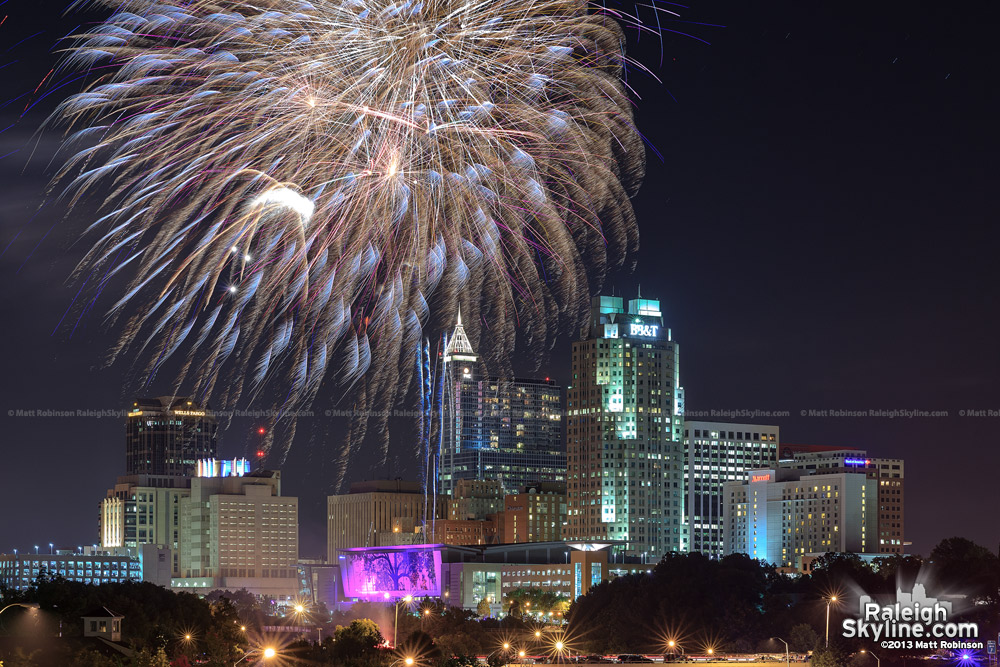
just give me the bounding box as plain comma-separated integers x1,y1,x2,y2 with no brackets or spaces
683,422,780,557
564,294,685,558
779,445,905,553
723,468,877,567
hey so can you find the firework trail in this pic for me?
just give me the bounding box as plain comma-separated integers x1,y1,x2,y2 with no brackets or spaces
48,0,652,477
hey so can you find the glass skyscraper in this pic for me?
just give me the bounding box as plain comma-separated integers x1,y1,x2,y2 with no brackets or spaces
437,313,564,497
564,295,685,558
126,396,218,477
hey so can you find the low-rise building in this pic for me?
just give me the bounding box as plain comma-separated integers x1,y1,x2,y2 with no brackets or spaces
336,541,613,615
0,549,142,590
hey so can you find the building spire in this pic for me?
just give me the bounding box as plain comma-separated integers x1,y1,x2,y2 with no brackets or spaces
444,308,475,358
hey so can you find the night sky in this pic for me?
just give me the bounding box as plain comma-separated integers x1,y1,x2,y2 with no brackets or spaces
1,0,997,560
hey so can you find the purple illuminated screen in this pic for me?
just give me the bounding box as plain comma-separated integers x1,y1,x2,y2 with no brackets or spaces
342,548,443,599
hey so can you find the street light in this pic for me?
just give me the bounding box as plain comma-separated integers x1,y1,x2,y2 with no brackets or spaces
489,642,513,665
554,640,566,664
519,650,527,666
393,594,414,648
0,603,40,616
235,646,278,666
861,650,880,667
826,596,838,648
771,637,789,667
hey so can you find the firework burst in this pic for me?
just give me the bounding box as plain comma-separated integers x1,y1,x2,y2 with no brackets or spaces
49,0,653,466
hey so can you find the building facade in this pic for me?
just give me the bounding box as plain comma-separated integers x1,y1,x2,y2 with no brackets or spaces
336,541,612,615
503,482,567,544
683,422,780,558
438,314,564,497
327,480,431,559
448,479,504,520
173,471,298,600
98,458,253,576
564,295,685,558
723,468,877,567
0,549,142,590
779,447,905,553
126,397,218,477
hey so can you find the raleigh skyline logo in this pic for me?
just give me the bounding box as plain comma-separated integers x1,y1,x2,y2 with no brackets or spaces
842,584,982,650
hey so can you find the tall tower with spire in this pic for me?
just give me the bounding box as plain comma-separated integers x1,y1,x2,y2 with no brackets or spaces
437,313,564,498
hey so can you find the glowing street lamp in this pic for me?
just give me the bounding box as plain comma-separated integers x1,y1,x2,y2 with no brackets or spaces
771,637,790,667
860,650,880,667
826,596,839,648
392,594,414,647
0,603,40,618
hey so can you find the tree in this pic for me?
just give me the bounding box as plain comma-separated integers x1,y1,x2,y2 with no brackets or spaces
476,598,491,618
788,623,819,652
331,619,387,667
811,644,849,667
132,647,170,667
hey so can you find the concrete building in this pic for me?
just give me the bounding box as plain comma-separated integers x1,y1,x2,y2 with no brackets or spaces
126,397,218,477
98,458,252,576
448,479,504,520
723,468,877,567
327,480,431,559
438,314,565,497
778,446,905,554
565,295,685,558
503,482,567,544
683,422,780,558
425,519,496,546
173,471,298,601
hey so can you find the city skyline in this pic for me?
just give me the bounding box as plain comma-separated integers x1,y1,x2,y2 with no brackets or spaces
1,0,998,562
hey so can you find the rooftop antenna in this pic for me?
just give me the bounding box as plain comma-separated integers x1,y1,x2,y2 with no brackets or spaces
638,284,642,299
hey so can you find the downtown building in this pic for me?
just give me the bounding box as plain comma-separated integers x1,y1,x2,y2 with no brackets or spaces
96,397,300,599
500,482,567,544
683,421,780,558
99,458,252,576
723,467,877,568
327,480,436,558
437,314,564,497
126,397,218,476
173,471,299,600
778,444,905,553
564,295,685,558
